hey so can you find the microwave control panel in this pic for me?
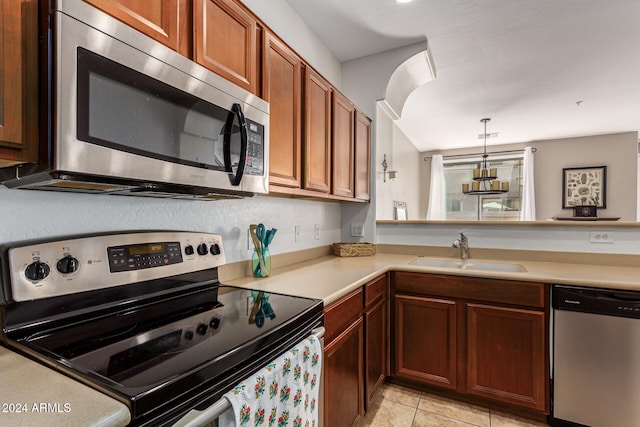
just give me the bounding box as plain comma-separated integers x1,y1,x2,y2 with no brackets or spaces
245,119,265,176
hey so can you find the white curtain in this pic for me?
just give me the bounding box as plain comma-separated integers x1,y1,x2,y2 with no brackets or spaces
426,154,446,220
637,153,640,221
520,147,536,221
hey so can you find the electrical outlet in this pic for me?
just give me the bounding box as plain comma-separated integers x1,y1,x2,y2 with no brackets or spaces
294,225,301,242
314,224,320,240
351,223,365,237
589,231,614,243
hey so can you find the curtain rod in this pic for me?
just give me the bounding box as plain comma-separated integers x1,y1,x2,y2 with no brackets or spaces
423,147,537,161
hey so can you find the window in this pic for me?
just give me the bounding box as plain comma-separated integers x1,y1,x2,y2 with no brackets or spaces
443,157,523,220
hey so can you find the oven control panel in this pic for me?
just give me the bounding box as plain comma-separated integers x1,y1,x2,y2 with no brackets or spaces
7,231,225,301
108,242,184,273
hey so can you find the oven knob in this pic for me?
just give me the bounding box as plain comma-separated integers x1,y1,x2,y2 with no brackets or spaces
209,243,221,256
210,317,221,329
184,245,194,256
196,323,208,335
184,330,194,341
197,243,208,256
56,255,79,274
25,261,50,281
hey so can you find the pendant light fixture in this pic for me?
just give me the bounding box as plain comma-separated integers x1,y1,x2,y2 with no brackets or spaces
462,118,509,195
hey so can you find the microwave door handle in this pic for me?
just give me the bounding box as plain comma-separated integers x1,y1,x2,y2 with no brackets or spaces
223,103,248,186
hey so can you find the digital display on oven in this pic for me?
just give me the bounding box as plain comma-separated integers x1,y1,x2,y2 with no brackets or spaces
107,241,183,273
128,243,165,256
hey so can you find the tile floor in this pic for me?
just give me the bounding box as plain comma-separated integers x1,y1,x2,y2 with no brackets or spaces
361,383,549,427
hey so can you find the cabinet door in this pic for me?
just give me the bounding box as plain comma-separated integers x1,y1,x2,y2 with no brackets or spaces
394,294,457,390
194,0,257,94
83,0,181,52
303,68,331,193
365,297,386,409
354,110,371,201
466,303,547,411
324,317,364,427
0,0,38,165
263,32,302,188
331,90,355,198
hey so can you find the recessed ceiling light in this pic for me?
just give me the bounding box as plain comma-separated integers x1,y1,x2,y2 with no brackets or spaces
396,0,414,3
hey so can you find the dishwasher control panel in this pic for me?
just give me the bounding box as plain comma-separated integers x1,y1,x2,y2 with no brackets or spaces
553,285,640,319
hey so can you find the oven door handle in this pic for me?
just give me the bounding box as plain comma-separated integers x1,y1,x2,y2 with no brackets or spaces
175,327,325,427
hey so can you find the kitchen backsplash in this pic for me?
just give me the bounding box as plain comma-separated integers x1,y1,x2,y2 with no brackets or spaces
0,187,341,263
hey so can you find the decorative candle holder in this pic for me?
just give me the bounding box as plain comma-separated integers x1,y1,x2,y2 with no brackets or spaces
472,181,480,191
462,183,470,193
473,168,480,178
491,180,500,191
501,181,510,191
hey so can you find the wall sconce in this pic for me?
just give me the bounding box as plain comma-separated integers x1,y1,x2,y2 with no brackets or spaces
382,154,398,182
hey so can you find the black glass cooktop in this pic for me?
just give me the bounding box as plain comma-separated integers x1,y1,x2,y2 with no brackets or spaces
8,284,323,424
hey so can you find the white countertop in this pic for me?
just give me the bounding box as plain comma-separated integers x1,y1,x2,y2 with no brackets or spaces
225,253,640,304
0,347,130,427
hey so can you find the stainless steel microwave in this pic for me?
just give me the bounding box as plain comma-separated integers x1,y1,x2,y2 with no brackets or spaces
0,0,269,199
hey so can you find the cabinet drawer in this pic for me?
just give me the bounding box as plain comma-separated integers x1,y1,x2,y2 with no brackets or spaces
324,288,363,345
393,272,545,309
365,275,386,308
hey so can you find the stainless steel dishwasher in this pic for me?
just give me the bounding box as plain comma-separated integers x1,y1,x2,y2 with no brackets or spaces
552,285,640,427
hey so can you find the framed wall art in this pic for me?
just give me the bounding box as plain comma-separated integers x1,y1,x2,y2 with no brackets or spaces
562,166,606,208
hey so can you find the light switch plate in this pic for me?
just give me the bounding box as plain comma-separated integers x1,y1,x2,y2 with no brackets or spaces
294,225,301,242
314,224,320,240
351,223,365,237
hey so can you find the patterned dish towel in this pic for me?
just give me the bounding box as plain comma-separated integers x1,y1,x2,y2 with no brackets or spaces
220,334,322,427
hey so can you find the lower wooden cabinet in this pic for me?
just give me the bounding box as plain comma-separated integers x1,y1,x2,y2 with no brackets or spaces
466,303,546,410
324,275,388,425
392,272,549,413
324,288,364,427
395,295,457,390
364,275,387,408
324,317,364,427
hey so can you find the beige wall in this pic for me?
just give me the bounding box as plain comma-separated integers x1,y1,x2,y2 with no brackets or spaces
376,104,422,220
420,131,638,221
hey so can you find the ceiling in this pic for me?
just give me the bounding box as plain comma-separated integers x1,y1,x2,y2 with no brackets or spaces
284,0,640,152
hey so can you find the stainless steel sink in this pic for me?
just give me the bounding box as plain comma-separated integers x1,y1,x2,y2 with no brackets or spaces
409,257,527,273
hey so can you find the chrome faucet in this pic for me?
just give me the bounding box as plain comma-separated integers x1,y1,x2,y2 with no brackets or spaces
452,232,469,260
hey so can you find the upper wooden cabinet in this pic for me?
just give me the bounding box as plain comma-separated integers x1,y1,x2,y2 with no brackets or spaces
263,31,302,189
83,0,185,54
194,0,258,94
303,68,332,193
0,0,38,166
332,90,355,198
354,110,371,201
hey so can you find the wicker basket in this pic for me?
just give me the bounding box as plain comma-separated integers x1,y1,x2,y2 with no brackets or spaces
332,242,376,257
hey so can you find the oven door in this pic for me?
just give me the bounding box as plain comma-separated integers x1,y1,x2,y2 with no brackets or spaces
52,1,268,194
173,327,325,427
